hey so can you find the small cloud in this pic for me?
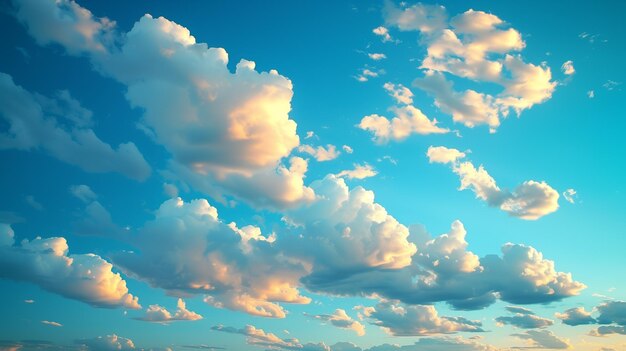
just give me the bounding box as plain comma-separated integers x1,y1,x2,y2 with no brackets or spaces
603,80,622,91
561,60,575,75
587,90,595,98
563,189,577,204
24,299,35,304
368,53,387,60
342,145,353,154
41,320,62,327
24,195,43,211
304,131,315,139
336,163,378,179
373,26,393,42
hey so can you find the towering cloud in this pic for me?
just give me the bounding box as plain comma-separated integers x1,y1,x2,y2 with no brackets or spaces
0,224,140,309
427,146,560,220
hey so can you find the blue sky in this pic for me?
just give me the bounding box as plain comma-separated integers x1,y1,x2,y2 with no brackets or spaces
0,1,625,350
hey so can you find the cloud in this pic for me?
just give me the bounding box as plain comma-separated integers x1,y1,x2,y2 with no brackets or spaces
305,309,365,336
0,224,140,309
0,73,151,181
12,0,116,55
368,53,387,61
359,300,484,336
41,321,62,327
512,330,571,349
11,0,312,209
427,146,560,220
590,325,626,336
25,195,43,211
596,300,626,326
299,220,585,310
496,306,553,329
76,335,135,351
555,307,596,326
336,164,378,180
427,146,467,164
298,144,340,162
562,189,577,204
373,26,393,42
561,60,575,75
211,325,304,350
587,90,595,98
112,197,309,318
342,145,353,154
385,3,556,131
359,104,448,144
383,83,413,105
136,298,202,322
70,185,97,203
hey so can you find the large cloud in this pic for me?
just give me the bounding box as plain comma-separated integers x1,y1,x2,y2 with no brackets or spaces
427,146,560,220
112,197,309,318
0,224,140,309
358,300,484,336
11,0,312,209
384,2,556,131
0,72,151,181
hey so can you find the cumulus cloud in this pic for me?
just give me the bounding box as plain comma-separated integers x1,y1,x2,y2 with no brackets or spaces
11,0,312,209
136,298,202,322
0,224,140,309
76,335,135,351
336,164,378,180
305,309,365,336
113,197,309,318
512,330,571,349
368,53,387,61
561,60,575,75
383,83,414,105
495,306,553,329
359,300,484,336
298,144,340,162
0,73,151,181
427,146,560,220
359,104,448,143
385,2,556,131
555,307,596,326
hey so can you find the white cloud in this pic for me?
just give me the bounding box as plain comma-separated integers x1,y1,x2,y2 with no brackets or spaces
298,144,340,162
561,60,575,75
359,300,484,336
113,197,309,318
359,105,448,143
373,26,393,42
136,298,202,322
368,53,387,61
428,146,560,220
0,224,140,309
41,320,62,327
563,188,577,204
336,164,378,180
305,309,365,336
342,145,353,154
77,335,135,351
383,82,413,105
587,90,595,98
0,73,151,181
385,3,556,131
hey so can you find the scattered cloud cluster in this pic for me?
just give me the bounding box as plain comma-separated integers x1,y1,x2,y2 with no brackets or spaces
427,146,560,219
384,2,557,131
136,298,202,323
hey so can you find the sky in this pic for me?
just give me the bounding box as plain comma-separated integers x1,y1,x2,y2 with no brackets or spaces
0,0,625,350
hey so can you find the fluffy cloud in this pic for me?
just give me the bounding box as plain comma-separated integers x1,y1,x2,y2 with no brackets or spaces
359,300,483,336
11,0,312,209
596,301,626,326
427,146,560,220
555,307,596,326
0,224,140,309
336,164,378,180
298,144,340,162
113,197,309,318
385,3,556,131
512,330,571,349
383,83,414,105
305,309,365,336
0,73,151,181
359,104,448,144
299,220,585,310
76,335,135,351
495,306,553,329
136,298,202,322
